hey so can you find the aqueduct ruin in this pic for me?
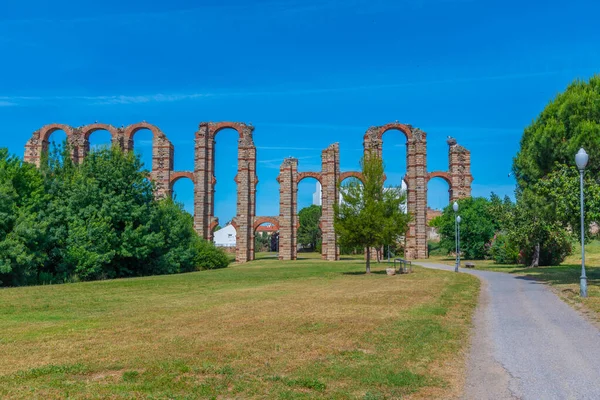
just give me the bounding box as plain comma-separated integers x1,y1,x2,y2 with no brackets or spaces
24,121,472,263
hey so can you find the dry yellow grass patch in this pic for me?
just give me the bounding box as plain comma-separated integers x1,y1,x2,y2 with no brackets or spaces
0,257,479,399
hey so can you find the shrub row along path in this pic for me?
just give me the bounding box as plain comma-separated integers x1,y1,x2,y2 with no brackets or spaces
417,262,600,400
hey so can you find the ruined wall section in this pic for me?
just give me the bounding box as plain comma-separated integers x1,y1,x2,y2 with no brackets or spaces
448,138,473,200
25,123,174,198
277,158,298,261
363,123,428,260
320,143,340,261
194,122,257,263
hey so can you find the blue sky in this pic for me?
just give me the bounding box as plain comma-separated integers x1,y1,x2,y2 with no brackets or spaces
1,0,598,223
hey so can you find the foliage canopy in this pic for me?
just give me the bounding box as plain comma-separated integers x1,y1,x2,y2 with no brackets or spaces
335,154,411,273
0,145,228,286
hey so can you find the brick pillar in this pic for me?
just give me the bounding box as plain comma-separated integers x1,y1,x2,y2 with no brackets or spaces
448,140,473,201
234,125,257,263
278,158,298,260
363,123,427,260
24,130,45,167
69,128,87,165
410,128,428,259
321,143,340,261
152,136,174,199
112,128,128,151
194,123,213,239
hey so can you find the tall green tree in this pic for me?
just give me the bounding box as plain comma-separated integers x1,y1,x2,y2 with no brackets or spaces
510,75,600,264
513,75,600,187
297,205,321,251
335,154,411,273
437,197,499,260
0,149,48,286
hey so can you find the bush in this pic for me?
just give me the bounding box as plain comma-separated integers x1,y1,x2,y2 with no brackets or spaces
488,233,519,264
438,197,498,260
0,145,230,287
194,238,230,270
516,228,572,267
427,241,446,257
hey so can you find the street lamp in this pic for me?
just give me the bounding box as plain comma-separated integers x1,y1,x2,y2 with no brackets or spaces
457,215,462,272
453,201,459,272
576,148,589,297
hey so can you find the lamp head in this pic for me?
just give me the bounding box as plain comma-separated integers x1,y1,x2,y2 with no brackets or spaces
576,148,589,170
453,201,459,212
457,215,462,223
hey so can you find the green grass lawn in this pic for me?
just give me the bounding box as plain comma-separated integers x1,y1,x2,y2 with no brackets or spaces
0,257,479,399
424,241,600,324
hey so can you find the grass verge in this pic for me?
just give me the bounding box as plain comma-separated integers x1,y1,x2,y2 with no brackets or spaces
0,256,478,399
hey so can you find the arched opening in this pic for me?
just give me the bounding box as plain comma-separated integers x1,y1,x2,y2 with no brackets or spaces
338,175,365,258
254,221,279,260
427,175,452,256
171,176,195,216
381,129,407,188
86,129,113,153
213,128,239,228
297,176,322,258
131,128,154,172
44,129,68,162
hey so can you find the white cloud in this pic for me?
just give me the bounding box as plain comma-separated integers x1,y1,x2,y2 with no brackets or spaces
0,69,575,107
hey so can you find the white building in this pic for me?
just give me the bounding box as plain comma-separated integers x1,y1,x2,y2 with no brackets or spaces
312,182,322,206
213,224,236,247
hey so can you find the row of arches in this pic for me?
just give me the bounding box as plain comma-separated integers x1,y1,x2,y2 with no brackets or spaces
25,121,473,263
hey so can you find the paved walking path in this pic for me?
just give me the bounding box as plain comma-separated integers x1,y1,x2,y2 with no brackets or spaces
417,262,600,400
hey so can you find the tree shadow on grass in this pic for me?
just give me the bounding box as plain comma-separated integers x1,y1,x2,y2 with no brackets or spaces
509,264,600,287
343,270,389,275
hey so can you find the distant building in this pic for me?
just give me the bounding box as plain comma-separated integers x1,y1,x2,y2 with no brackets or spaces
213,224,236,247
256,223,278,236
427,208,443,241
312,182,322,206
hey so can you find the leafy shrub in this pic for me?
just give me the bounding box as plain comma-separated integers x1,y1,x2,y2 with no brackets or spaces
489,233,519,264
0,145,229,287
516,227,572,266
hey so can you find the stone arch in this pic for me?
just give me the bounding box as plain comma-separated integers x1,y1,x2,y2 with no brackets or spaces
80,123,119,140
124,122,167,143
195,121,257,263
39,123,74,142
253,216,280,231
79,123,120,158
208,122,254,143
169,171,195,204
427,171,453,206
297,172,322,185
24,124,74,166
363,123,428,260
427,171,452,187
364,122,413,145
170,171,195,186
339,171,364,184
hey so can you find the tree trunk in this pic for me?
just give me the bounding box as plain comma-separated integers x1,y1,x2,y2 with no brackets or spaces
530,242,540,268
366,246,371,274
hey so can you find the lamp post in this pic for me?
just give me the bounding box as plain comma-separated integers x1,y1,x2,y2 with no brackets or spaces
457,215,462,272
576,148,589,297
453,201,459,272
